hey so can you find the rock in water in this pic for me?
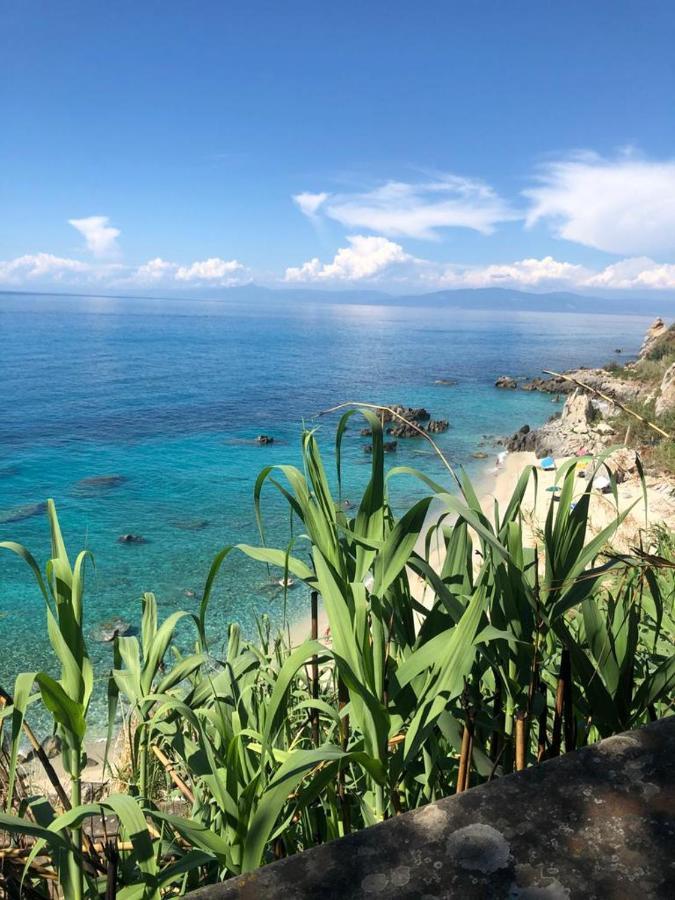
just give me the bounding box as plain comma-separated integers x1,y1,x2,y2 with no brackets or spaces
92,617,131,642
256,434,274,444
73,474,126,496
0,502,47,524
427,419,449,433
655,362,675,417
495,376,517,389
117,533,146,544
173,518,210,531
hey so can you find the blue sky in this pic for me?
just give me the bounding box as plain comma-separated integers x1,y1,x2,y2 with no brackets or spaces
2,0,675,295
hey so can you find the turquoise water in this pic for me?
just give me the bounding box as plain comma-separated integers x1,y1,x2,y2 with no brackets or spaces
0,291,649,725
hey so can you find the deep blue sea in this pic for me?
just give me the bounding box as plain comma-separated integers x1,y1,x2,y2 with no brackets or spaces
0,291,649,726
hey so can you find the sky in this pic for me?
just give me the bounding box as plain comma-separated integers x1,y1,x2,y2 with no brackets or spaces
2,0,675,297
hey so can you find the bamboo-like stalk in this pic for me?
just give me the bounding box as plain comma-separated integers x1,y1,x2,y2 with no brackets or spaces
515,712,527,771
537,686,548,763
105,840,118,900
550,648,571,757
337,677,350,834
310,591,320,748
455,709,475,793
150,744,195,805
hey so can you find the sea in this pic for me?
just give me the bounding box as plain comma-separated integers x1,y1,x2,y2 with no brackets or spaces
0,291,650,727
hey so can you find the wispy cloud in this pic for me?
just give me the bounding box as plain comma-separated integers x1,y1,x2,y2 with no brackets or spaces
292,176,518,240
68,215,121,257
525,151,675,256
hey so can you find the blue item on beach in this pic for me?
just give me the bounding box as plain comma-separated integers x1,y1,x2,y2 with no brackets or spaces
540,456,556,471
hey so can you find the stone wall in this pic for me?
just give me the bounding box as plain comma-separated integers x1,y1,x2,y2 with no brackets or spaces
185,718,674,899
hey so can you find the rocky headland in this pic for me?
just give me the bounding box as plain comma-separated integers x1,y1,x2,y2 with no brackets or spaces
500,318,675,473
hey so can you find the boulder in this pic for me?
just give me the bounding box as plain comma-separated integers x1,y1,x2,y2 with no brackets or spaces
655,362,675,418
560,390,596,431
427,419,449,433
495,376,517,389
604,448,639,484
256,434,274,444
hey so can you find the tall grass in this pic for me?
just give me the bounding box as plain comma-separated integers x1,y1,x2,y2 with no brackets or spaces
1,410,673,898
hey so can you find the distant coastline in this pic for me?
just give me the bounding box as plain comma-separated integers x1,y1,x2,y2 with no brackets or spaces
3,284,675,318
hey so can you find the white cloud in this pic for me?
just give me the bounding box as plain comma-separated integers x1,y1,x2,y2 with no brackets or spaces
175,257,245,283
436,255,591,289
285,235,412,282
131,257,178,284
584,256,675,289
293,176,518,240
525,152,675,256
68,215,121,257
0,252,90,284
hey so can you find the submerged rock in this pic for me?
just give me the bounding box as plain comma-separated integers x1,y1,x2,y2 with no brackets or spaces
73,474,127,496
117,533,146,544
434,378,458,386
0,501,47,524
173,518,210,531
92,617,132,642
363,441,398,453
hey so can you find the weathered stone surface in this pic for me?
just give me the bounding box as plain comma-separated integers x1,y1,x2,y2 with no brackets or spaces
495,376,517,389
655,362,675,418
186,718,675,900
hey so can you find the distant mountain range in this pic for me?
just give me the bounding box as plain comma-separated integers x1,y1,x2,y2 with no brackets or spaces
3,284,675,317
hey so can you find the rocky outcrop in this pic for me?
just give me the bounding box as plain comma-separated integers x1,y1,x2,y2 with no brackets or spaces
522,368,650,404
655,362,675,418
639,317,667,359
495,376,517,389
381,405,431,424
427,419,449,434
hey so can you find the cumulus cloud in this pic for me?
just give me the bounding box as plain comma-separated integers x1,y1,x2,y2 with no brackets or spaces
525,152,675,256
292,176,518,240
584,256,675,289
285,235,412,282
68,216,121,257
175,257,244,283
131,257,178,284
0,252,90,284
436,255,592,289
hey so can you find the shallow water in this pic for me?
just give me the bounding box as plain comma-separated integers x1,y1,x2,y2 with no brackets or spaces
0,291,649,726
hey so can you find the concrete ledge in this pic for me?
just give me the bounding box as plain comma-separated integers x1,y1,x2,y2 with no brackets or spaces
186,718,675,899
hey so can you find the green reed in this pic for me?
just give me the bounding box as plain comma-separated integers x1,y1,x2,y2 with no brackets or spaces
1,410,673,898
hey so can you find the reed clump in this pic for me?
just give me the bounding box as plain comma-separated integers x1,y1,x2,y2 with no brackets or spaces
1,408,673,899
